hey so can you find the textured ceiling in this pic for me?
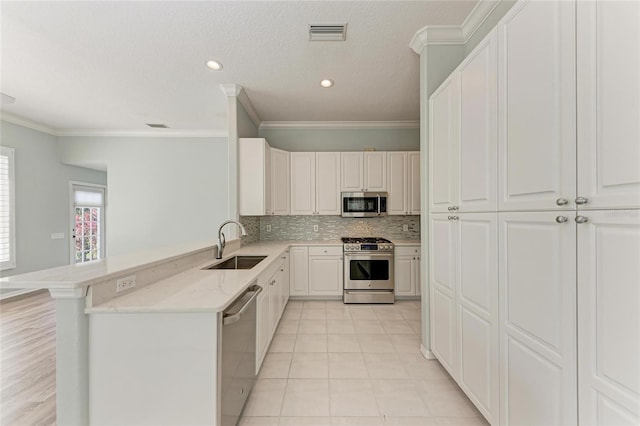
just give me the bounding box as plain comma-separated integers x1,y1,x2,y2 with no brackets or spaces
0,1,478,132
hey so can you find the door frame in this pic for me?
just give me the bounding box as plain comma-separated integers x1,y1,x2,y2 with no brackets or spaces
69,181,107,264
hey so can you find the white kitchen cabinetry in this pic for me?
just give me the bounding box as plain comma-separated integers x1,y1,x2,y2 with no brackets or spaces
291,152,341,216
315,152,341,215
239,138,272,216
577,210,640,425
394,245,420,296
498,0,576,212
308,246,343,296
387,152,421,216
576,0,640,210
290,152,316,215
430,213,499,423
498,211,577,425
270,148,290,215
429,29,497,214
256,254,290,372
289,246,309,296
341,152,387,192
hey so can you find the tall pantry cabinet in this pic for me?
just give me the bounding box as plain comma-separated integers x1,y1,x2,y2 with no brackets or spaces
427,0,640,425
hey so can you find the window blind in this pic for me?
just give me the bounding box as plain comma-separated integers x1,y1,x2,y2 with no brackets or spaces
0,146,15,270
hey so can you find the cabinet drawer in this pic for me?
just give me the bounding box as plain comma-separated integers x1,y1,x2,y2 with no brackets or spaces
308,246,343,256
395,246,421,257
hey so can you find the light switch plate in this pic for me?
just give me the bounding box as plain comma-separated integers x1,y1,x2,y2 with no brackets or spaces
313,225,319,232
116,275,136,293
266,225,271,232
403,225,409,232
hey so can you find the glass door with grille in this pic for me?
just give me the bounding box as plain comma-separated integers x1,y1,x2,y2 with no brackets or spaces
70,183,106,264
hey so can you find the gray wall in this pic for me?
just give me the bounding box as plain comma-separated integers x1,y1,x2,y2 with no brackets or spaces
237,102,258,138
0,121,107,279
58,135,228,257
426,44,466,97
465,0,517,55
259,128,420,152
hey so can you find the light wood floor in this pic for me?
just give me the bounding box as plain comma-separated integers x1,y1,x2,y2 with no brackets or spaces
0,291,56,426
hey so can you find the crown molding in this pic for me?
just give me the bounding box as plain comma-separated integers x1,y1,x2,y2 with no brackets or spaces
259,121,419,130
57,129,228,138
410,0,500,53
0,112,57,135
219,83,242,97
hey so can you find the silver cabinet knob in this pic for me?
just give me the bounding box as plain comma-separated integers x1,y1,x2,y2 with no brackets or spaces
555,216,569,223
575,215,589,224
575,196,589,205
556,198,569,206
448,206,453,211
448,216,459,221
452,206,459,211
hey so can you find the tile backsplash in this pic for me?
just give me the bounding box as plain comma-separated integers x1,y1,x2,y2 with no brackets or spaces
246,215,420,241
240,216,261,244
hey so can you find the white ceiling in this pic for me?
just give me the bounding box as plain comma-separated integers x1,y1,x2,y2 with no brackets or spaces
0,1,478,133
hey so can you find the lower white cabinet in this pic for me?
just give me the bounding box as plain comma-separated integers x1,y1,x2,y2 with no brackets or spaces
577,210,640,425
289,245,343,297
256,254,290,372
394,245,420,296
308,246,343,296
430,213,499,423
498,211,577,425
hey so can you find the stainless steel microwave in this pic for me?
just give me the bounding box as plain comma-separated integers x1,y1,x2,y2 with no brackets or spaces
341,192,388,217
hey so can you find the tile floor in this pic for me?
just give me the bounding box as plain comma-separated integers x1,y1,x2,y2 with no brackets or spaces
239,300,488,426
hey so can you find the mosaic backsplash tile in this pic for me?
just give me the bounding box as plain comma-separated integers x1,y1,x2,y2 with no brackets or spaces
257,215,420,241
239,216,261,244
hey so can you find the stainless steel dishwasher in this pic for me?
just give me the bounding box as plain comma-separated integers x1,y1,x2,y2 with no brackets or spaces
220,284,262,426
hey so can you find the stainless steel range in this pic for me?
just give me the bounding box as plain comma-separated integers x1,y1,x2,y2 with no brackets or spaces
342,237,394,304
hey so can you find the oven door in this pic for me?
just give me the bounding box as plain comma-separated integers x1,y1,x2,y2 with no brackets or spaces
344,252,394,290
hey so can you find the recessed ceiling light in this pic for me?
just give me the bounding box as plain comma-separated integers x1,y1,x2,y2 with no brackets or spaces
205,59,223,70
320,79,334,88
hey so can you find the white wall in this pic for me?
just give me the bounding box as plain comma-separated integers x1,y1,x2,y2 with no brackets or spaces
237,102,258,138
0,121,107,279
57,136,228,256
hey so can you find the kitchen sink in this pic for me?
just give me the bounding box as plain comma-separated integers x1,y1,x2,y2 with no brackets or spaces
203,256,267,270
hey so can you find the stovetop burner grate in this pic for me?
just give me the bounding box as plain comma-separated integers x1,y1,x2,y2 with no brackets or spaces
341,237,392,244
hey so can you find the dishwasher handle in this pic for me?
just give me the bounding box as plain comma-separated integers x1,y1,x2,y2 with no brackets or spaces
223,286,262,326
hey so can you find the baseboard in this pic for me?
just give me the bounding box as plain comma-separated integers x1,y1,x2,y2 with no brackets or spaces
420,344,436,360
0,288,45,302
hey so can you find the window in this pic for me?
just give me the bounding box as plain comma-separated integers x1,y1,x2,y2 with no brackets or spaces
71,184,105,263
0,146,16,270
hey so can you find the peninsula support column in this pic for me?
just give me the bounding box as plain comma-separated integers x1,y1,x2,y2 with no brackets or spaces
49,288,89,426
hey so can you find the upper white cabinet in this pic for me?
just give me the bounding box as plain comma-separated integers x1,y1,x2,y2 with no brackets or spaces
430,29,497,214
341,152,387,192
497,0,577,211
290,152,341,216
270,148,290,215
498,211,577,425
315,153,341,215
290,152,316,215
577,210,640,425
429,73,460,213
387,152,421,216
576,0,640,210
239,138,272,216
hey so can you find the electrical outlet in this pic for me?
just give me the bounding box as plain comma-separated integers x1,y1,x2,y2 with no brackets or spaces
116,275,136,293
313,225,319,232
403,224,409,232
266,224,271,232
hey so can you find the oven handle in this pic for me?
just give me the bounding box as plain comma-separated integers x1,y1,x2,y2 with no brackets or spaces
377,195,381,216
344,252,393,258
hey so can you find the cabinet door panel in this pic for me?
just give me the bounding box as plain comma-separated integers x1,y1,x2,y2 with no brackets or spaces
289,247,309,296
430,75,460,213
408,152,421,214
498,0,576,211
387,152,408,215
271,148,290,215
290,153,315,215
364,152,387,191
341,152,364,192
459,30,497,212
316,152,341,215
577,210,640,424
394,256,413,295
308,256,342,296
430,215,456,293
577,0,640,209
457,213,498,421
499,211,577,425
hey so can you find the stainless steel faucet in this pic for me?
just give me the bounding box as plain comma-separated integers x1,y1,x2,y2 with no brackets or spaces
216,220,248,259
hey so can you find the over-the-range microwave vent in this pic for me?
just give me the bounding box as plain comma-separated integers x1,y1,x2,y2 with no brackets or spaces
309,23,347,41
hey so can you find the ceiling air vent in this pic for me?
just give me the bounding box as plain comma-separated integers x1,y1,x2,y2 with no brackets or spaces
309,24,347,41
146,123,169,128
